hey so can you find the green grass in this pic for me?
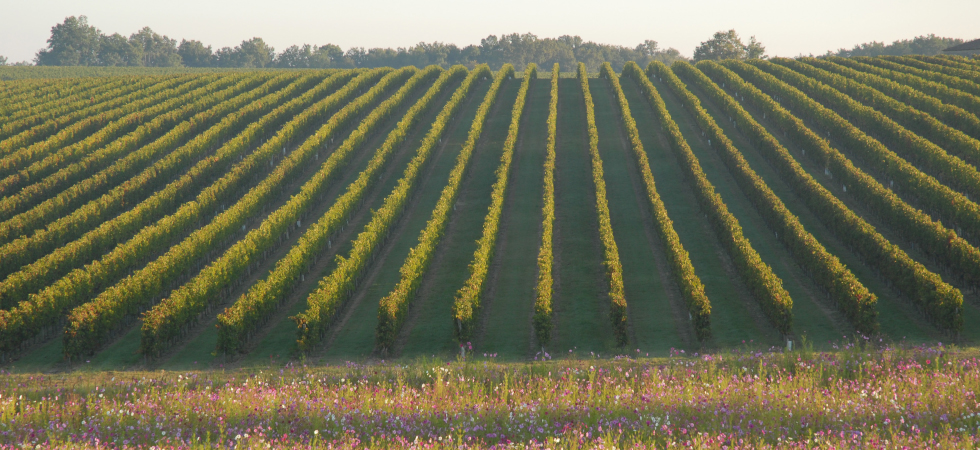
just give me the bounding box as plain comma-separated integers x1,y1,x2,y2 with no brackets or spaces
589,78,683,353
300,77,494,361
161,74,459,369
672,70,942,344
305,77,492,362
231,76,482,366
550,78,614,355
648,75,846,345
3,64,974,370
476,79,550,357
619,76,777,348
15,73,406,371
396,79,523,358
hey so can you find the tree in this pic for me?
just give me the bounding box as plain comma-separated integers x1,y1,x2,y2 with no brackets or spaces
312,44,345,67
98,33,140,66
35,16,101,66
746,36,767,60
0,56,7,66
235,38,274,68
129,27,181,67
275,44,313,68
830,34,964,57
693,30,767,62
178,39,213,67
693,30,746,61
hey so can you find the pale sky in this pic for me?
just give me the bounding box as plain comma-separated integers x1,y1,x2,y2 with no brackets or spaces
1,0,976,64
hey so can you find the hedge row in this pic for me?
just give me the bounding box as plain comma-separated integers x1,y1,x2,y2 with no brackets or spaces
0,77,138,143
750,59,980,224
1,77,113,123
724,60,980,286
0,77,94,122
856,57,980,98
915,55,980,72
0,75,249,203
368,65,506,353
0,77,84,114
779,58,980,170
650,62,876,334
60,68,414,359
0,69,382,356
0,75,193,162
579,62,630,346
883,56,980,86
0,73,332,312
214,66,470,355
613,63,712,339
532,63,559,347
693,60,963,333
0,75,217,191
643,61,793,335
0,74,273,251
803,57,980,143
140,67,448,357
452,64,536,343
829,57,980,117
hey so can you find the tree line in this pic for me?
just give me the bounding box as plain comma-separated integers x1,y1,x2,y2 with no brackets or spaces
823,35,964,58
25,16,686,71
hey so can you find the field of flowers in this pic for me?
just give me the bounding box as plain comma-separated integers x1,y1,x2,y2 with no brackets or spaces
0,341,978,448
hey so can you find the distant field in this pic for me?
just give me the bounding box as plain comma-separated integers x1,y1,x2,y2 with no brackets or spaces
1,54,979,371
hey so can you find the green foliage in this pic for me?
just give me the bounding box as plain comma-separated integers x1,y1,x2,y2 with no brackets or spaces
0,73,318,315
60,68,409,359
177,40,213,67
647,61,876,334
0,74,268,286
693,60,963,333
532,63,559,347
141,67,442,357
803,57,980,143
856,56,980,97
30,16,686,71
453,64,536,343
0,70,375,356
747,59,980,244
726,60,980,290
579,62,629,347
693,30,767,62
369,65,504,353
36,16,182,68
35,16,101,66
643,60,793,336
827,34,965,58
615,62,712,340
828,56,980,119
213,65,467,355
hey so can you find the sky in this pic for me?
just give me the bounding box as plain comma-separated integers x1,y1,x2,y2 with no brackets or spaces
1,0,977,63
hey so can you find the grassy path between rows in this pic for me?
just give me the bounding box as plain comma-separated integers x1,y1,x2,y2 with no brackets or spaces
649,75,847,346
550,78,613,355
620,77,776,348
159,75,465,369
475,78,549,357
8,75,396,371
674,72,944,345
303,78,496,362
392,79,523,358
239,77,492,365
96,75,427,371
590,78,683,353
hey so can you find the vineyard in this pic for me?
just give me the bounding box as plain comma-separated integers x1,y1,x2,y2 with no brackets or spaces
1,55,980,370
